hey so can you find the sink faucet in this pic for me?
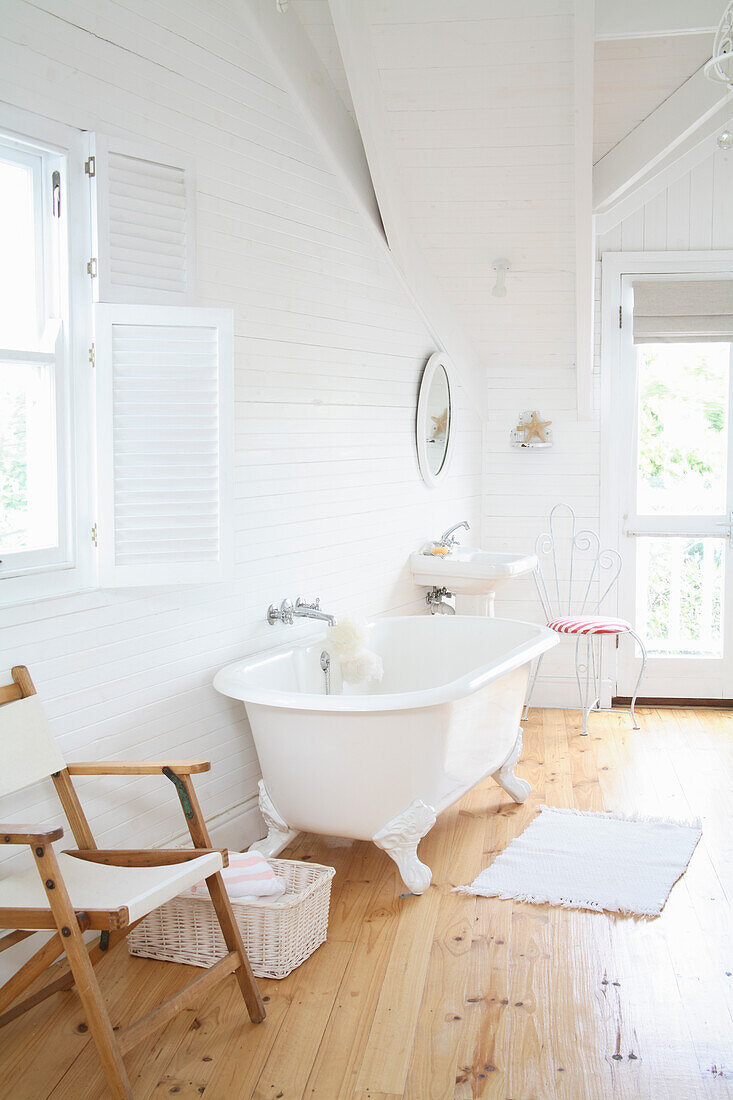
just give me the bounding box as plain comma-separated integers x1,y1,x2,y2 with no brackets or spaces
439,520,470,549
267,596,338,627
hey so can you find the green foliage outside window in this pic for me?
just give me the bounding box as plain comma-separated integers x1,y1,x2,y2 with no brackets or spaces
637,344,728,656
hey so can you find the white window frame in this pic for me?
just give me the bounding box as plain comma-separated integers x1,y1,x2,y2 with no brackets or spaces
600,250,733,689
0,105,94,607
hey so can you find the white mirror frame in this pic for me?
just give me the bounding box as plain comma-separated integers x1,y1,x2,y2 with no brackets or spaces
416,351,456,487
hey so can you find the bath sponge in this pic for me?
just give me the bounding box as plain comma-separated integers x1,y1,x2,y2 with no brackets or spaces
326,616,384,685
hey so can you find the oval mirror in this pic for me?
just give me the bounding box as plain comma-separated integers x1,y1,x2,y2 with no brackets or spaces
416,352,455,486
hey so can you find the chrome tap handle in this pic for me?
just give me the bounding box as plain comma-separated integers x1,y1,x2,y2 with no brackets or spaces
267,598,294,625
295,596,320,610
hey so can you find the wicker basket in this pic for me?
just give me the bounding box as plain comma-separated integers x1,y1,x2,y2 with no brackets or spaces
127,858,335,980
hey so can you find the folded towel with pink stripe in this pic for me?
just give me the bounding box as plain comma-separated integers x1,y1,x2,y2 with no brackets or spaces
185,851,286,902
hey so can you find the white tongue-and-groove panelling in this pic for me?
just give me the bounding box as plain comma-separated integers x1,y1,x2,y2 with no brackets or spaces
354,1,598,701
597,150,733,253
0,0,483,888
294,0,599,701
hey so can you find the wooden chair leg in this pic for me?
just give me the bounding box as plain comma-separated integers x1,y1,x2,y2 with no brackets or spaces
179,775,266,1024
32,844,134,1100
205,870,266,1022
0,919,144,1029
0,931,65,1017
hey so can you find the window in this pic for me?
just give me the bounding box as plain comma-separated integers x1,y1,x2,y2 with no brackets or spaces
0,108,94,607
0,108,229,607
602,254,733,702
0,133,69,576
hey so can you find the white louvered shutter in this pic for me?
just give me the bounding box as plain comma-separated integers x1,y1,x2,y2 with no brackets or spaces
88,134,196,304
94,305,234,586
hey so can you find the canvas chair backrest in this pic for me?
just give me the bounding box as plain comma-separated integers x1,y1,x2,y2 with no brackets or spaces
0,693,66,798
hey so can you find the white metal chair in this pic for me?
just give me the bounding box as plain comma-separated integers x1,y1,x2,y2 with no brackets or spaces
523,504,647,735
0,666,264,1099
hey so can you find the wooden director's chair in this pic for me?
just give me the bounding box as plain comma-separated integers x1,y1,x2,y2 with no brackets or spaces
0,666,265,1098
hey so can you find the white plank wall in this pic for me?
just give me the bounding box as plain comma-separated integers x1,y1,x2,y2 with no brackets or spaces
597,148,733,252
0,0,483,946
319,0,596,700
327,0,592,702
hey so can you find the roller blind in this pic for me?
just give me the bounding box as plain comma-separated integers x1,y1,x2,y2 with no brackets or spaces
94,305,233,586
88,134,196,305
632,279,733,343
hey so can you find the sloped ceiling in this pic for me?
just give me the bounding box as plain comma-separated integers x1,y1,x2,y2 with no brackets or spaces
293,0,720,427
290,0,356,121
295,0,578,383
594,32,714,163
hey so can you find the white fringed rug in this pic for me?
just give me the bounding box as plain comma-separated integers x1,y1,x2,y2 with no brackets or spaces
456,805,702,917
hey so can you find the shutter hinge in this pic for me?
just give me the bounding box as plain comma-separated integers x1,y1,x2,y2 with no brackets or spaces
84,156,96,178
619,305,623,329
87,257,97,278
88,343,95,369
52,170,61,218
91,524,98,547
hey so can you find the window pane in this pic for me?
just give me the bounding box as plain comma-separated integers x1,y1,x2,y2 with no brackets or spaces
0,155,39,346
637,536,724,658
0,362,58,554
636,343,729,515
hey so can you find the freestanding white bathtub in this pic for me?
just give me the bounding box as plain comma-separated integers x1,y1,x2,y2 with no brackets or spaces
214,616,557,894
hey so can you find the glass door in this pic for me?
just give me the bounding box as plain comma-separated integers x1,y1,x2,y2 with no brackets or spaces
618,327,733,699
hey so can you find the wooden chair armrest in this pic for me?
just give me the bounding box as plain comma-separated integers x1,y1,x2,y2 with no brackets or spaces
1,824,64,845
66,760,211,776
65,848,228,867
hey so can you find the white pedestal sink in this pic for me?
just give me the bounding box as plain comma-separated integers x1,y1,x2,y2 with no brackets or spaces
409,547,538,615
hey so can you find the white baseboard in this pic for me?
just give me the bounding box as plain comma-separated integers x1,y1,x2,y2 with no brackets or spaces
531,676,614,710
164,792,265,852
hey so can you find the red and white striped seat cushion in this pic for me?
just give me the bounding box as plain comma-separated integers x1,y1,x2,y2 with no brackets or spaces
547,615,632,635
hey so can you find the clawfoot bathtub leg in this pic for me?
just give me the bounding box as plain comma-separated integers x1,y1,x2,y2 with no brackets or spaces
372,799,437,895
249,779,299,858
491,727,531,803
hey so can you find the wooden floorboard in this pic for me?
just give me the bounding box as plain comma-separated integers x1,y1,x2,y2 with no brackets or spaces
1,707,732,1099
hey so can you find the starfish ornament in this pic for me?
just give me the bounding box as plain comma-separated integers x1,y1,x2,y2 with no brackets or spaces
517,411,552,443
431,408,448,438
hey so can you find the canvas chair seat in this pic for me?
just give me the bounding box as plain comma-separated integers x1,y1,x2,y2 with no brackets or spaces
0,849,224,926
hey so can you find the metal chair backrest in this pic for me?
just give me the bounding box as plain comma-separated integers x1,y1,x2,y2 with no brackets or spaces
533,503,622,622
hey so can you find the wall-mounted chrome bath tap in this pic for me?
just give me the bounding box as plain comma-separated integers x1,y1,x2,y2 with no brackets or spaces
267,596,338,626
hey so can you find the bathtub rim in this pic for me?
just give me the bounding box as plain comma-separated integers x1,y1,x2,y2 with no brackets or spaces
213,615,558,713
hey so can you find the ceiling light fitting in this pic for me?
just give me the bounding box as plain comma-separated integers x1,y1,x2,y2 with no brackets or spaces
492,258,510,298
705,2,733,88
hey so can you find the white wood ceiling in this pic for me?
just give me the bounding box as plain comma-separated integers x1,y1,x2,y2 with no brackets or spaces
291,0,356,120
292,0,719,432
593,32,714,163
294,0,577,372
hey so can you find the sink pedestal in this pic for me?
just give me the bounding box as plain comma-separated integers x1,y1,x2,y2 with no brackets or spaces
454,593,496,616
